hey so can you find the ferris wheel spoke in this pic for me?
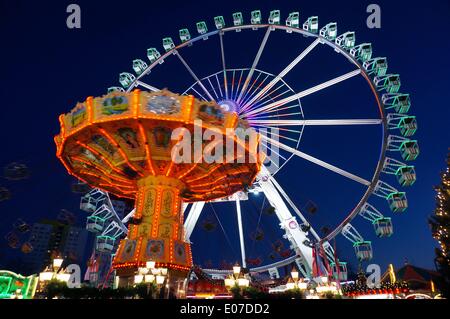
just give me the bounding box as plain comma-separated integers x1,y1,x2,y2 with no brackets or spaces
175,50,215,102
214,73,224,99
261,135,371,186
136,80,160,92
261,142,288,161
267,157,280,169
237,28,272,104
251,103,300,116
219,32,229,100
251,112,303,120
261,130,299,143
240,73,271,108
245,69,362,118
241,38,321,113
242,87,292,115
230,70,236,99
257,126,303,134
259,87,293,106
234,70,245,101
260,148,281,169
256,125,303,136
206,77,220,101
191,87,208,102
240,72,264,104
248,119,382,126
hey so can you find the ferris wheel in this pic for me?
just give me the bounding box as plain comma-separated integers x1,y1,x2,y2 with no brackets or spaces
104,9,418,281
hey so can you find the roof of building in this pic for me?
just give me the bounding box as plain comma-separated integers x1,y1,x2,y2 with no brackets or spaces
381,264,442,291
396,264,441,283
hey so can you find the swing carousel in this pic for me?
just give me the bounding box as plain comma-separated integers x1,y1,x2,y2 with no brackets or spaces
55,89,263,285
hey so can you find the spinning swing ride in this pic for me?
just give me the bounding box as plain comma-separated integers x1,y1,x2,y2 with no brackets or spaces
56,9,418,286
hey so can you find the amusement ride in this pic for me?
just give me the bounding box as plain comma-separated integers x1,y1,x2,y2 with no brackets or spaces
55,9,418,293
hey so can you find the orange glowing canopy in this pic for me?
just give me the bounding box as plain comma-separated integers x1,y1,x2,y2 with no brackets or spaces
55,89,263,202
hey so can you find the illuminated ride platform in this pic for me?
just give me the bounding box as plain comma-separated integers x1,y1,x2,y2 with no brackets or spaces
55,89,263,285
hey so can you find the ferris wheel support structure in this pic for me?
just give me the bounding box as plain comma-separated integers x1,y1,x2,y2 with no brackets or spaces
184,202,206,243
235,196,247,268
257,165,315,276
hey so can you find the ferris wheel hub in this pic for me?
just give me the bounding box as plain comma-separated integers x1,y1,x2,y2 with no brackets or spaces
218,99,239,113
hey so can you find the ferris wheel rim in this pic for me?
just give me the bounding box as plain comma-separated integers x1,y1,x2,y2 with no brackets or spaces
125,23,388,244
101,18,410,277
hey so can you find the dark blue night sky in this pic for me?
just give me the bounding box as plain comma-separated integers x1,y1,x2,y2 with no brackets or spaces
0,0,449,275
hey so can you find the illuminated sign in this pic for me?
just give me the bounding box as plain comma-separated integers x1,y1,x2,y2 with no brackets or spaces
0,270,38,299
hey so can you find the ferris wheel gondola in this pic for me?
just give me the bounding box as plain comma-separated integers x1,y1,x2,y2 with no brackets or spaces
80,189,131,254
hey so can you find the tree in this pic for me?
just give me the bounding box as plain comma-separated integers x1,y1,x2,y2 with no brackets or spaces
324,292,342,299
242,286,270,299
429,151,450,298
134,283,157,299
230,285,243,299
43,280,68,299
286,288,305,299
